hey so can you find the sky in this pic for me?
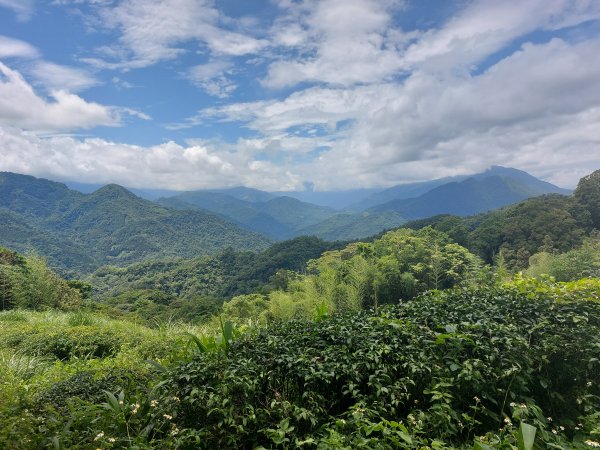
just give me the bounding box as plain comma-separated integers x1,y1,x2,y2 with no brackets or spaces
0,0,599,192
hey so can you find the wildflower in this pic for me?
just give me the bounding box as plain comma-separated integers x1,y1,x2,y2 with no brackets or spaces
150,399,159,407
547,416,553,422
509,402,516,407
474,396,481,403
552,429,558,434
94,432,104,441
585,440,600,447
131,403,140,414
170,424,180,436
163,414,173,420
118,400,124,406
587,381,592,387
108,437,116,443
504,417,512,425
559,426,565,431
519,403,526,408
172,396,181,402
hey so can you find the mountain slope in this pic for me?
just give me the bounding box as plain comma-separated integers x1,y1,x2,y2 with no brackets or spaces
370,169,569,219
0,173,271,271
158,192,338,239
352,166,569,211
297,211,406,241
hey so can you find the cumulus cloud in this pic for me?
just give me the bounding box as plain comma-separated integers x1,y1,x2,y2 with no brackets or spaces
0,62,120,131
178,35,600,190
0,127,303,191
264,0,407,88
7,0,599,190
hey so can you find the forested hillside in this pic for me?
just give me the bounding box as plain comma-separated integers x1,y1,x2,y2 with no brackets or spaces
0,173,271,271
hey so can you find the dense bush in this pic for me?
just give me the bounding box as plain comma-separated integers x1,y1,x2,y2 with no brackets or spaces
44,280,600,449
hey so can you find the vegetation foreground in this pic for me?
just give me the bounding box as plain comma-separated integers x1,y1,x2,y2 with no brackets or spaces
1,276,599,449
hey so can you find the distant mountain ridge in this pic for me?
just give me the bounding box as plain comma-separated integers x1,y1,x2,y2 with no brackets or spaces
369,167,570,220
0,172,271,271
352,166,569,212
0,166,570,270
157,166,568,240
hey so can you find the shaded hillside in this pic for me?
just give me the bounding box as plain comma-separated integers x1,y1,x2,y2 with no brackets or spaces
88,236,343,301
297,210,406,241
0,173,271,271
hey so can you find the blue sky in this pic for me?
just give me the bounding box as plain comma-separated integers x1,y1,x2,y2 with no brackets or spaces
0,0,599,191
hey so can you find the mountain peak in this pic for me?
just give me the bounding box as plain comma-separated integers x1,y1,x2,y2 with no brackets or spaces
91,184,137,199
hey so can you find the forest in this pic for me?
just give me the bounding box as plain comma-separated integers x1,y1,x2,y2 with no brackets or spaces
0,169,599,449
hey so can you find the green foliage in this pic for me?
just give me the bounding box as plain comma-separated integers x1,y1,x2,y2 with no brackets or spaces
39,279,598,449
526,234,600,281
261,228,476,320
0,250,81,311
574,169,600,229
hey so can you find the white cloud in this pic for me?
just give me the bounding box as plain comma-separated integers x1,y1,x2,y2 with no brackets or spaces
264,0,406,88
0,62,119,131
0,35,39,58
177,36,600,190
0,0,34,21
187,60,237,98
0,127,303,191
78,0,268,69
402,0,600,71
29,61,100,93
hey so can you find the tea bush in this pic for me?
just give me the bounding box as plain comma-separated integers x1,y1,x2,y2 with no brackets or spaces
48,281,600,449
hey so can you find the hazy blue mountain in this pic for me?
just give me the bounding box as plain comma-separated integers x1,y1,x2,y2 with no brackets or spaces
0,173,271,271
370,169,569,219
276,188,382,209
158,192,338,239
349,166,570,211
212,187,276,203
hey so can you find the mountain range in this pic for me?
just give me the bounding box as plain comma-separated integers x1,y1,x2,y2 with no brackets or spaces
0,166,570,271
157,166,568,240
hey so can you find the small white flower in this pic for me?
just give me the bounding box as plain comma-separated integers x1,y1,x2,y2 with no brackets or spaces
94,432,104,441
108,437,116,443
559,425,565,431
131,403,140,414
150,399,159,407
587,381,592,387
509,402,516,407
552,429,558,434
504,417,512,425
163,414,173,420
547,416,553,422
585,440,600,448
